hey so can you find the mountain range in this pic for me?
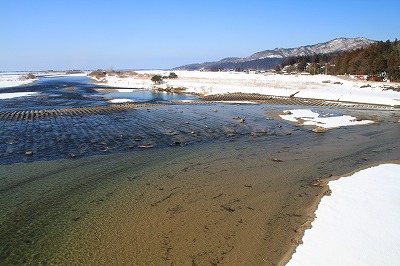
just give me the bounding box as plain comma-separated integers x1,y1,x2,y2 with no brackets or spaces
175,37,376,71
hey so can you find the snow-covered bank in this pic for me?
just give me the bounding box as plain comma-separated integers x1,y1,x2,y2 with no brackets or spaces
287,163,400,266
0,72,89,89
0,92,38,99
89,70,400,106
0,73,37,88
36,72,88,78
95,75,151,89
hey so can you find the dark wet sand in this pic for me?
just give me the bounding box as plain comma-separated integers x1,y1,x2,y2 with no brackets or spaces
0,105,399,265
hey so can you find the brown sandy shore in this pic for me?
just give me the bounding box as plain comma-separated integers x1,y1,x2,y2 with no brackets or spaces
0,107,399,265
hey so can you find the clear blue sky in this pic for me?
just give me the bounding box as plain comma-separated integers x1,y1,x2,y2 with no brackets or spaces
1,0,399,71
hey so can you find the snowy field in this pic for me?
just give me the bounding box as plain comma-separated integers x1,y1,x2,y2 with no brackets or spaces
0,72,37,88
90,70,400,106
0,92,38,99
287,163,400,266
0,72,87,89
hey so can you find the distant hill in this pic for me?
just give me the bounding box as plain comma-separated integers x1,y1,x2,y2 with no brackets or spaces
175,37,376,71
277,39,400,81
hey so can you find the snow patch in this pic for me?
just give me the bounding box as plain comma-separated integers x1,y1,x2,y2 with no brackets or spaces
117,89,135,93
0,92,38,99
280,109,374,129
108,98,135,103
0,73,37,88
287,164,400,266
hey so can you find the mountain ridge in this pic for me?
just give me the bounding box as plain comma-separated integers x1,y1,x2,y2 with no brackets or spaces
175,37,376,71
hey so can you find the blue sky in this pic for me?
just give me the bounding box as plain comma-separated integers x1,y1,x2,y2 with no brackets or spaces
1,0,399,71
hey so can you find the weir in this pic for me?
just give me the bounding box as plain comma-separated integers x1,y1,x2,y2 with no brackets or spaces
0,95,396,123
200,93,397,110
0,103,166,122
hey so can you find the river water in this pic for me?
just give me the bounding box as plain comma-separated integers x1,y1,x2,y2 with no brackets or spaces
0,75,197,112
0,76,205,164
0,75,399,265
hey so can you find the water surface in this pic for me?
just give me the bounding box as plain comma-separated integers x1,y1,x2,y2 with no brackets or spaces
1,75,399,265
0,75,198,112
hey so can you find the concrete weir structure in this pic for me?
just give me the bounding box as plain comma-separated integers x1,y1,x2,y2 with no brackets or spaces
0,93,397,123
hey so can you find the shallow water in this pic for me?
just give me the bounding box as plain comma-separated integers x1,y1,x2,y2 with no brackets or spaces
0,75,198,112
0,76,104,111
0,101,303,164
0,114,399,265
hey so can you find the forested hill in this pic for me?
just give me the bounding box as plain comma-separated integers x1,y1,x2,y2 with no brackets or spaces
175,38,374,71
279,39,400,81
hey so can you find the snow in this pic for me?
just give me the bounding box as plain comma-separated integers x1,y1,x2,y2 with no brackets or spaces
108,98,134,103
90,71,400,106
0,73,37,88
280,109,374,129
117,89,135,93
287,164,400,266
280,109,319,122
38,72,88,78
0,92,38,99
96,75,152,89
0,72,90,89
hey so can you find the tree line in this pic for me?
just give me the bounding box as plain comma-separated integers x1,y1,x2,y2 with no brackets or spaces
277,39,400,81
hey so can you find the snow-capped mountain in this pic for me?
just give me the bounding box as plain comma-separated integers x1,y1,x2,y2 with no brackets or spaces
175,37,376,70
247,37,375,60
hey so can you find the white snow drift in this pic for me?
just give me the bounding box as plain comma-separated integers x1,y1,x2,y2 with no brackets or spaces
287,163,400,266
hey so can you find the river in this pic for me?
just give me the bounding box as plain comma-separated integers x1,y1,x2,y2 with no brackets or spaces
0,75,198,112
0,75,399,265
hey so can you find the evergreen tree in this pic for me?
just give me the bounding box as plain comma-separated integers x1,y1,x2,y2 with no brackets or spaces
151,75,163,84
276,39,400,81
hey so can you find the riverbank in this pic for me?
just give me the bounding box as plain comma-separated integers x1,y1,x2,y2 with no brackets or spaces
286,162,400,266
89,70,400,106
0,72,37,88
0,71,87,89
0,105,399,265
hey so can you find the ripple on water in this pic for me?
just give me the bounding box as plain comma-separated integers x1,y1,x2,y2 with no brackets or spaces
0,104,295,164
